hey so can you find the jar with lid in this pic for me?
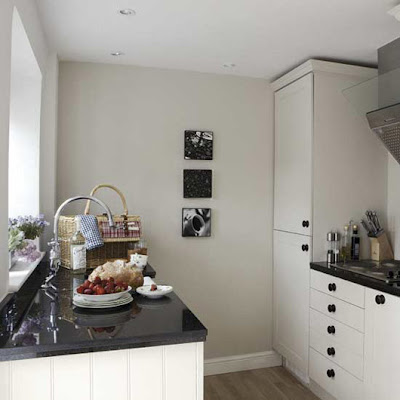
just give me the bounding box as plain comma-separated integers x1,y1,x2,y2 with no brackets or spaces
127,239,148,259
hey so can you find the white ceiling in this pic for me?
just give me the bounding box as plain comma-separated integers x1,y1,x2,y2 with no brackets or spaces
36,0,400,79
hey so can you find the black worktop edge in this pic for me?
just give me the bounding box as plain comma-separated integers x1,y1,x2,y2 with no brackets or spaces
0,330,207,362
311,262,400,297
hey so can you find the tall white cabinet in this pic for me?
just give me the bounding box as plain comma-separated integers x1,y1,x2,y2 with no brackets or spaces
273,72,314,377
272,60,387,380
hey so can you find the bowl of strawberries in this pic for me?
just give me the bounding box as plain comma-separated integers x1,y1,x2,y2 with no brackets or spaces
75,277,131,302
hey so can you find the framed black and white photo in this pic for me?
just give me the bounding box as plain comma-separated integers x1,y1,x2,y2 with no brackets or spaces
184,130,213,160
183,169,212,198
182,208,211,237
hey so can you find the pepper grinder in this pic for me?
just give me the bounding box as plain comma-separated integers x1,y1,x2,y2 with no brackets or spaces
327,231,341,264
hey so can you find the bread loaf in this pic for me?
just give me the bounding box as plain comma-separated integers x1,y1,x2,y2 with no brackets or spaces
89,260,144,289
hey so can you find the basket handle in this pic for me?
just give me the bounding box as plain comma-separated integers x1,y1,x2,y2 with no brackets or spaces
84,184,129,216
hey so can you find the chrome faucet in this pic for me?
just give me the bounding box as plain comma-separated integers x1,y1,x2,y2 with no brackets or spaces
42,195,115,290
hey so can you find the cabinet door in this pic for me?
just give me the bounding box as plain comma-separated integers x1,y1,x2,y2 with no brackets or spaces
273,230,311,374
274,73,313,235
365,288,400,400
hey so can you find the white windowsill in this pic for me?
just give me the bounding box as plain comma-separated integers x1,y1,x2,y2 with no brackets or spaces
9,252,45,293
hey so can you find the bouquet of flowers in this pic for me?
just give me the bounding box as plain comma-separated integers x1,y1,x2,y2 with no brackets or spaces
8,215,49,263
8,215,49,240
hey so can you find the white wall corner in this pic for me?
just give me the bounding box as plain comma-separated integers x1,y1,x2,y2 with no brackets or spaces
204,350,282,376
39,52,59,253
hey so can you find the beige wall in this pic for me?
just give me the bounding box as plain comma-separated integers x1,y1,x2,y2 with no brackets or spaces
387,155,400,257
57,61,274,359
0,0,56,301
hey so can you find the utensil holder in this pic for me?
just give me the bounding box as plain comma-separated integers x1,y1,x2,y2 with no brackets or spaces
370,233,394,261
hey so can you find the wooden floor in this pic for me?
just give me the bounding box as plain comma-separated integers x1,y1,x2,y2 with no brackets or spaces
205,367,320,400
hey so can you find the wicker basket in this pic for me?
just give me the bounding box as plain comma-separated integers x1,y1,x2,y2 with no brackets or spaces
59,184,141,269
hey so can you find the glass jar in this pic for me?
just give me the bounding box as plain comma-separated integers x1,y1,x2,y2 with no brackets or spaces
127,239,148,259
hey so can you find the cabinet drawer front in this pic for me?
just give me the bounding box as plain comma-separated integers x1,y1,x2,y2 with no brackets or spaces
310,329,364,380
310,349,364,400
310,289,364,332
310,309,364,356
311,270,365,308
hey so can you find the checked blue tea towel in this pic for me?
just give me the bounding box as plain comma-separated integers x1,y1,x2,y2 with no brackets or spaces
78,215,104,250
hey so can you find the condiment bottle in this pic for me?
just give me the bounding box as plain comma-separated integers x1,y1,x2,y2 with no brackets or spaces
70,217,86,274
351,224,360,261
341,225,351,262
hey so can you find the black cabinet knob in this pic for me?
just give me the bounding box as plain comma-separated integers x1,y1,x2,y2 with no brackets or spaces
328,283,337,292
327,304,336,313
302,220,310,228
327,325,336,334
301,244,309,252
375,294,386,305
327,347,335,356
326,369,335,378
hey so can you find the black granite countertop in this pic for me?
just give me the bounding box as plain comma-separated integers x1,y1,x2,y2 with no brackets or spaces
311,261,400,297
0,263,207,361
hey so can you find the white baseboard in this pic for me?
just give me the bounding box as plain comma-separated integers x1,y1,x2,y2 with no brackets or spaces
204,350,282,376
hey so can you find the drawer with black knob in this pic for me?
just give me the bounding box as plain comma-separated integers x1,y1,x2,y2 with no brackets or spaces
310,289,364,332
310,270,365,308
309,348,363,400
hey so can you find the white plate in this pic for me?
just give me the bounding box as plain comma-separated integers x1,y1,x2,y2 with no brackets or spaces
75,286,132,302
73,293,133,308
74,291,132,304
136,285,173,299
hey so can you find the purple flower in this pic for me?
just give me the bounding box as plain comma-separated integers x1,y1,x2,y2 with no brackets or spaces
8,215,49,240
15,240,41,262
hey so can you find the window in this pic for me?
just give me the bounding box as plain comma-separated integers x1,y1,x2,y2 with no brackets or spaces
8,8,42,219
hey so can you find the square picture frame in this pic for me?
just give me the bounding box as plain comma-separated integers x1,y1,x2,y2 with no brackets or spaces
184,130,213,160
182,208,211,237
183,169,212,198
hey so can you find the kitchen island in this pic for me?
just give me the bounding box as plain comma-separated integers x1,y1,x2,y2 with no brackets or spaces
0,263,207,400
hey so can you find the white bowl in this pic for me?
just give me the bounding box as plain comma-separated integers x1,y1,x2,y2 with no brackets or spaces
75,286,132,302
136,285,173,299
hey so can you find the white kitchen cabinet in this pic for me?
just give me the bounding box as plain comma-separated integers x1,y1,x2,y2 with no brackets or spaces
273,230,311,374
309,272,366,399
272,60,386,381
364,288,400,400
274,73,313,236
272,60,386,261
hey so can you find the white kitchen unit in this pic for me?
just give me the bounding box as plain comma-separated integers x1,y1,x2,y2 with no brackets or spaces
273,231,311,374
274,73,313,236
272,60,387,381
308,269,400,400
309,270,365,400
364,288,400,400
0,342,204,400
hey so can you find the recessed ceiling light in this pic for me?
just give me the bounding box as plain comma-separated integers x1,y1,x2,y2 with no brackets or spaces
119,9,136,16
111,52,125,56
223,63,236,68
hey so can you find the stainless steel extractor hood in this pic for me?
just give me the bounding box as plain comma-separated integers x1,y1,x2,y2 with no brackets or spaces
367,102,400,164
365,37,400,164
